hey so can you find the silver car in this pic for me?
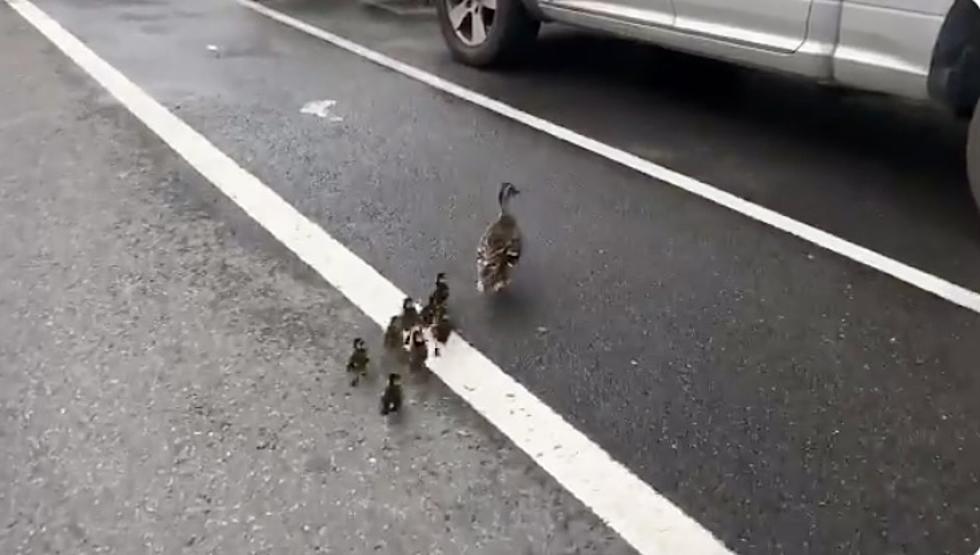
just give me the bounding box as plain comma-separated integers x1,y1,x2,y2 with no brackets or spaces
435,0,980,211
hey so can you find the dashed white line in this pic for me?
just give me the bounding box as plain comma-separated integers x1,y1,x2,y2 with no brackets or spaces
5,0,733,553
237,0,980,317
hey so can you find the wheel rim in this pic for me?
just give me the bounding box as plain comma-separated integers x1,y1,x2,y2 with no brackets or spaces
446,0,496,47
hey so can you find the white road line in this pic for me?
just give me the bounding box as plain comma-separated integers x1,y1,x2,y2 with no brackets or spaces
237,0,980,317
5,0,733,553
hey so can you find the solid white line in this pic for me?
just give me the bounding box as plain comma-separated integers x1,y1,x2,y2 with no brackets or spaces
5,0,733,553
237,0,980,317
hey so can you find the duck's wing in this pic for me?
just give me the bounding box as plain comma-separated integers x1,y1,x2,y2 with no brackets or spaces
477,216,523,292
504,224,522,267
478,218,515,255
476,221,498,261
476,224,496,289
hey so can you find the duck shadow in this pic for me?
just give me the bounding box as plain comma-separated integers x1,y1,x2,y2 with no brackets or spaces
477,274,543,329
383,406,407,426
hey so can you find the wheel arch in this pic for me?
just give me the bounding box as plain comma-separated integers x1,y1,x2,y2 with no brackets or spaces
928,0,980,116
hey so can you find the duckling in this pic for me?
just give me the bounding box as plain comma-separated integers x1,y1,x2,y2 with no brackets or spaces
399,297,420,344
383,315,403,351
432,311,454,357
430,272,450,309
408,328,428,372
422,272,450,326
379,373,403,415
346,337,369,386
430,299,448,327
477,182,522,293
420,297,436,328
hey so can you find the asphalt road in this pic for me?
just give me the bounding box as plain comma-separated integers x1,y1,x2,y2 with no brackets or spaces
2,0,979,554
0,7,633,555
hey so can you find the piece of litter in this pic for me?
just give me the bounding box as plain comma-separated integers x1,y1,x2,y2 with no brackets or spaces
206,44,219,53
630,359,638,366
536,326,548,334
300,99,342,121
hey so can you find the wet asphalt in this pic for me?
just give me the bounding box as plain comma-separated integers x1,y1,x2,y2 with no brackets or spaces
0,9,634,554
4,0,980,553
275,0,980,291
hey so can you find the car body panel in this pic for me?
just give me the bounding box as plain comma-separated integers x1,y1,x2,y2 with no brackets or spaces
833,1,947,98
673,0,814,52
540,0,839,79
536,0,955,100
844,0,952,15
545,0,674,27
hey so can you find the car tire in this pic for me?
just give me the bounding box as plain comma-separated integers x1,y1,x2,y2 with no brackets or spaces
969,98,980,212
436,0,540,67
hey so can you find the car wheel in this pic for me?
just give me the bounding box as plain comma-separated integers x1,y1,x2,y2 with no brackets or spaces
969,98,980,212
436,0,540,67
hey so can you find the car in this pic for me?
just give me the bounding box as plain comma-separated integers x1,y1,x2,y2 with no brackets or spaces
435,0,980,212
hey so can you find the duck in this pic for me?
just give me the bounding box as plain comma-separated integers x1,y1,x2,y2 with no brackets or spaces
432,311,454,357
477,182,522,293
345,337,369,387
379,373,403,415
408,328,428,372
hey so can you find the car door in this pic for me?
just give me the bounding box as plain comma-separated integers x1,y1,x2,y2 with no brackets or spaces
546,0,676,28
673,0,814,52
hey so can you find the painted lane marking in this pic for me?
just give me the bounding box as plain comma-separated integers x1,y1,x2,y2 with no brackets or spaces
300,99,344,122
237,0,980,317
5,0,733,553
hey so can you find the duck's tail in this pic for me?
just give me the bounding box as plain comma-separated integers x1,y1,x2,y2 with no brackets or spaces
492,278,511,292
